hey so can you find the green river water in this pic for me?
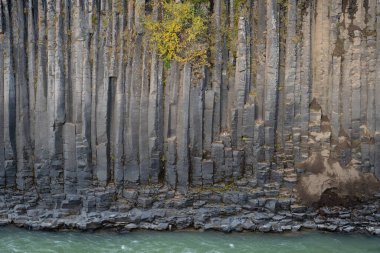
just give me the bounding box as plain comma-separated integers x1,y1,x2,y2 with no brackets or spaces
0,227,379,253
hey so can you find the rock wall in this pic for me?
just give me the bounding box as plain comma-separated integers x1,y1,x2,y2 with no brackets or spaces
0,0,379,208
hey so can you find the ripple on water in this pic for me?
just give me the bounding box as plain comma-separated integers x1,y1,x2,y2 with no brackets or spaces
0,227,380,253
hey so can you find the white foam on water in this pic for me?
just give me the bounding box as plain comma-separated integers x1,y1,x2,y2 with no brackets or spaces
181,247,196,253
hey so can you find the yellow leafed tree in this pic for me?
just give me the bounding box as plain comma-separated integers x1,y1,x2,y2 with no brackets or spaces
145,0,210,66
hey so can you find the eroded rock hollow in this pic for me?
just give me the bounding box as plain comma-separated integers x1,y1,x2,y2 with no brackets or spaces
1,0,380,232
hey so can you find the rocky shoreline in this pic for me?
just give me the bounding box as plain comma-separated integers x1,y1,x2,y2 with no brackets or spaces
1,186,380,236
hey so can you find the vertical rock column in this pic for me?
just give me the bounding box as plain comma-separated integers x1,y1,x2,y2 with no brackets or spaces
351,0,366,164
63,122,76,194
148,0,164,184
234,16,250,180
139,42,150,184
298,2,312,162
148,60,164,185
255,0,267,121
375,0,380,178
362,0,379,170
95,2,112,186
283,0,297,161
45,0,63,194
62,0,73,194
362,0,379,171
27,0,36,156
177,63,192,193
78,0,93,190
3,0,16,189
34,0,49,193
14,0,33,191
203,90,214,152
164,61,180,189
0,4,4,187
46,0,57,193
312,0,331,113
125,0,144,184
234,17,248,148
264,0,279,164
358,0,368,170
123,0,133,187
190,70,205,186
329,0,342,140
242,103,255,177
253,0,267,170
112,0,126,187
341,2,353,141
212,0,222,140
50,0,66,194
90,0,98,184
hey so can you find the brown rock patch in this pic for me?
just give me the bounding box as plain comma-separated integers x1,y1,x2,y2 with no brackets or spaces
296,152,380,207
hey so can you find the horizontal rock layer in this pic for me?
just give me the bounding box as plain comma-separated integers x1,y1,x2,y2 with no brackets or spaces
2,188,380,235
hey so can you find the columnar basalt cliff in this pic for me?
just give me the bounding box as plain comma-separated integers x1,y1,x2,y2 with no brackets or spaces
1,0,380,233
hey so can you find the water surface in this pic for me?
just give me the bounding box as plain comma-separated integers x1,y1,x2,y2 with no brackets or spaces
0,226,379,253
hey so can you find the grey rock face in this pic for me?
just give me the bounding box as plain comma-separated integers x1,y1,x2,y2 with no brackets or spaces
0,0,379,231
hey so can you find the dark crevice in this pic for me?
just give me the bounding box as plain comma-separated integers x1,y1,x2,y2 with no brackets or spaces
347,0,358,21
107,77,115,184
363,0,369,24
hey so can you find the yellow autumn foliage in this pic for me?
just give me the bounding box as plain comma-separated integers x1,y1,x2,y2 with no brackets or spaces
145,0,209,66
